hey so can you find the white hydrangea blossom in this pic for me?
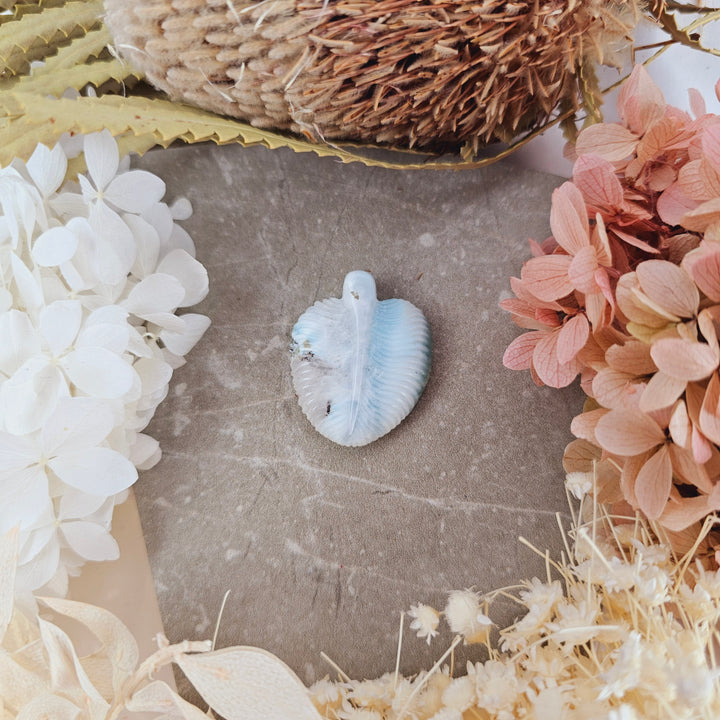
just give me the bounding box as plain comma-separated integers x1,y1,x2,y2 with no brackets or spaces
0,131,210,605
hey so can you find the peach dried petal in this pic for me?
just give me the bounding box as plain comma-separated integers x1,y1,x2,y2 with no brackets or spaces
635,445,672,520
639,371,686,413
575,123,638,162
533,330,583,388
520,255,574,302
595,409,665,456
636,260,699,318
549,182,589,256
605,341,655,375
651,338,718,381
657,182,700,226
699,372,720,444
573,154,624,210
557,314,590,365
568,246,599,294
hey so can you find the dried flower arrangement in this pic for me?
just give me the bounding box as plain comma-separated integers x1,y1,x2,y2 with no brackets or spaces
0,131,210,610
4,496,720,718
0,0,718,169
503,64,720,564
2,0,720,714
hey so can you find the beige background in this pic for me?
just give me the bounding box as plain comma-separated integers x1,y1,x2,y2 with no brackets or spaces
129,144,580,691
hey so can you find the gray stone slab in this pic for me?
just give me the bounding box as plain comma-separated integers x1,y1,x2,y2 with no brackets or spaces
134,144,581,690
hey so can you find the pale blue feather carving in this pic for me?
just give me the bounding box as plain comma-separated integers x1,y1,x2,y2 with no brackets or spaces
290,271,431,446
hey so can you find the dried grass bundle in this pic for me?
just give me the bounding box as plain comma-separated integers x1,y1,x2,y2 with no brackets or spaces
104,0,638,154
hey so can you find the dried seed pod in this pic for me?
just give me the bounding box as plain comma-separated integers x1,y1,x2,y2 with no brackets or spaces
104,0,637,153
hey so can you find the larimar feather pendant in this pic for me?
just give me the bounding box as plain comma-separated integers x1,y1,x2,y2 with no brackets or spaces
290,271,431,446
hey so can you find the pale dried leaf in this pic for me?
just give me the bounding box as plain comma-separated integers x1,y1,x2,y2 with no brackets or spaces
126,680,210,719
549,182,589,256
657,181,699,226
594,410,665,456
634,445,672,520
176,647,323,720
533,330,582,388
575,123,638,162
37,618,108,717
636,260,699,318
651,338,718,381
605,341,655,375
556,315,589,365
14,694,80,720
0,653,50,712
639,371,686,413
562,438,601,474
699,371,720,444
573,154,624,210
668,400,690,448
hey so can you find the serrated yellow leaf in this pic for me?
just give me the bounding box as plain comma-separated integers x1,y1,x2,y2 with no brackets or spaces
25,25,112,74
15,57,140,95
0,0,103,72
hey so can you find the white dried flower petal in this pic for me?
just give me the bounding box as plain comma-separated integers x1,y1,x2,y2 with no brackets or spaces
61,520,120,562
445,590,493,642
49,447,137,496
26,143,67,198
84,130,119,192
40,300,81,356
156,249,209,307
408,603,440,644
0,133,209,600
32,225,78,267
0,310,40,376
104,170,166,214
440,675,475,711
565,470,592,499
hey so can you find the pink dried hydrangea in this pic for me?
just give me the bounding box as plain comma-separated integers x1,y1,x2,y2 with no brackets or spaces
503,65,720,558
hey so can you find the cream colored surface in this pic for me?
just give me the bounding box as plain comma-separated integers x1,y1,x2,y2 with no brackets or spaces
68,491,175,689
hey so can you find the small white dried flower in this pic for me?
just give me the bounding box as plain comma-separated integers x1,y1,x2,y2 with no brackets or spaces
565,470,592,499
545,598,601,648
309,677,344,710
445,589,493,643
598,631,643,700
472,660,525,717
409,603,440,644
440,675,476,711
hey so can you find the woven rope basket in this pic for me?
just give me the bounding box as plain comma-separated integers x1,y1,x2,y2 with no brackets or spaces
104,0,633,153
